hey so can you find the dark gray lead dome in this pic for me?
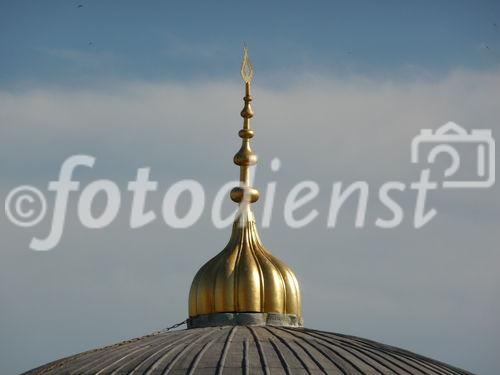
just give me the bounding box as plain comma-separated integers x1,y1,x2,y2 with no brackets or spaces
25,326,472,375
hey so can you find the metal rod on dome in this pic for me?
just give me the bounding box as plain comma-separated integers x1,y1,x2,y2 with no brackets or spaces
230,47,260,212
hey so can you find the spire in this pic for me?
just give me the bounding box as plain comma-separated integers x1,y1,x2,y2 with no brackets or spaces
188,48,302,328
230,47,259,209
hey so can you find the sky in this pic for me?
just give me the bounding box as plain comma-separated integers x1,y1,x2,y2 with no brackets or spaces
1,1,500,374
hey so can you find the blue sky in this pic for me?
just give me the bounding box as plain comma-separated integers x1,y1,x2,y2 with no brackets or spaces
1,2,500,375
1,0,499,87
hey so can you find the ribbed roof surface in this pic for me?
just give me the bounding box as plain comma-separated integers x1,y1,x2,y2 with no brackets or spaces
25,326,471,375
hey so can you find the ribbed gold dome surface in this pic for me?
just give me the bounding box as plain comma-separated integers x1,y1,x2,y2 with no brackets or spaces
188,210,301,318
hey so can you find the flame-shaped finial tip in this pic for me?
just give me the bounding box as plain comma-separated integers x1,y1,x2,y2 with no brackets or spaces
240,47,254,83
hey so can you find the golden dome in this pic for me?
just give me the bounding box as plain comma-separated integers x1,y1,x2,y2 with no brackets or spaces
188,48,302,324
188,209,302,318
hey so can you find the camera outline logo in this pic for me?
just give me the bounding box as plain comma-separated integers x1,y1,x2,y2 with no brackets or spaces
411,121,495,188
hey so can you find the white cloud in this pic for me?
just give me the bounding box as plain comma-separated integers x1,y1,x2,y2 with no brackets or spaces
1,68,499,374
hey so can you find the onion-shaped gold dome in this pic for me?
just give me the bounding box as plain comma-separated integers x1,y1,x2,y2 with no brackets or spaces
188,48,302,327
188,209,302,319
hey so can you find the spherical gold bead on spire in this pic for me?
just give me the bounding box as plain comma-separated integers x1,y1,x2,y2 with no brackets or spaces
188,48,302,327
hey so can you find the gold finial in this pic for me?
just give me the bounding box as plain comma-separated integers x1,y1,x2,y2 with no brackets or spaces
230,47,259,206
188,49,302,327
